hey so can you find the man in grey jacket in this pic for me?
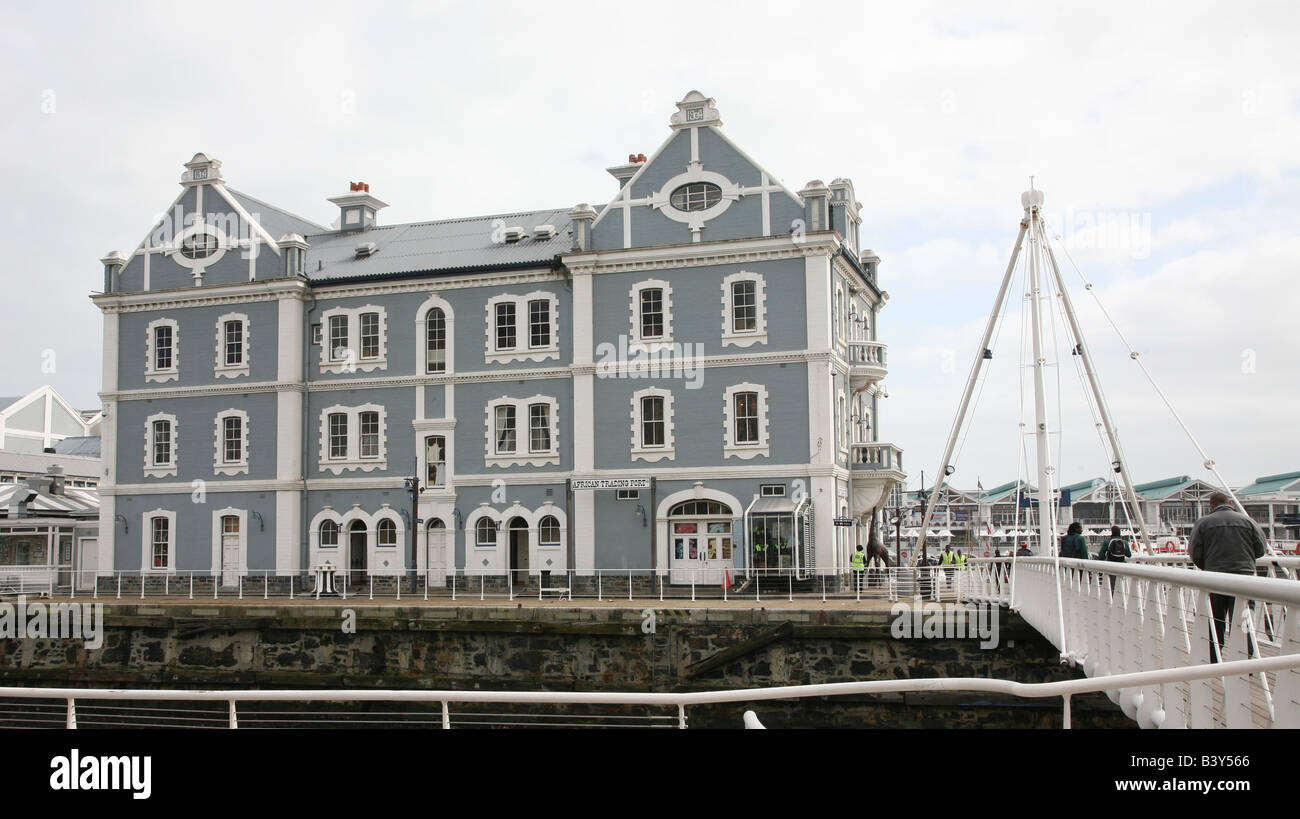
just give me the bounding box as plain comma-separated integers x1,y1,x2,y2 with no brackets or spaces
1190,492,1268,662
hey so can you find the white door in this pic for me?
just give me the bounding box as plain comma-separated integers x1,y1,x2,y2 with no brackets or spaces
426,520,447,586
669,521,734,585
221,515,241,586
76,538,98,591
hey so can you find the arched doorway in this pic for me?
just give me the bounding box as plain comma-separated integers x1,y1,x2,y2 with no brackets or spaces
508,516,529,586
348,520,368,586
668,500,734,585
426,518,447,585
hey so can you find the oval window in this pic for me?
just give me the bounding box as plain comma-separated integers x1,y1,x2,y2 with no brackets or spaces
669,182,721,212
180,230,219,260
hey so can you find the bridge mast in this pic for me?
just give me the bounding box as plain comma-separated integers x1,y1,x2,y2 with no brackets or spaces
1023,189,1059,554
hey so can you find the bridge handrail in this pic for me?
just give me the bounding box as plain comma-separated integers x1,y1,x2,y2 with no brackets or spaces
0,653,1295,729
967,556,1300,603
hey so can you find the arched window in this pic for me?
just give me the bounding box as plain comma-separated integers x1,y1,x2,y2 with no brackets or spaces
377,518,397,548
320,520,339,547
476,518,497,548
539,515,561,547
425,307,446,373
669,500,732,517
427,518,446,531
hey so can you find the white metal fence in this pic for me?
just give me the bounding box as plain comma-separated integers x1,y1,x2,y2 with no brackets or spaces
957,556,1300,728
0,564,979,604
0,650,1295,728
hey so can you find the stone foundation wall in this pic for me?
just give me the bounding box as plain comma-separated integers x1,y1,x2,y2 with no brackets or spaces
0,603,1130,728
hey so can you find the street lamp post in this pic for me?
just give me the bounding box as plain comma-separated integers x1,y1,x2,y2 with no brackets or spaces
404,475,422,594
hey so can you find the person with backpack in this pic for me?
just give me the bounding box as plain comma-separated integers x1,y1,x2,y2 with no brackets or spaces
1099,525,1130,594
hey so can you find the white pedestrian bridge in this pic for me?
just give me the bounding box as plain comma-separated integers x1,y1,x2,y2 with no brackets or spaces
0,556,1295,729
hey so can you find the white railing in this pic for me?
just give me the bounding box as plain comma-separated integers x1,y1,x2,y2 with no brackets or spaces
846,340,888,368
0,565,974,604
849,442,904,472
958,556,1300,728
0,653,1295,728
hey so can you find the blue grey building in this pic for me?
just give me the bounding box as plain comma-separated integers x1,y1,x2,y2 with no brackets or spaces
92,91,905,588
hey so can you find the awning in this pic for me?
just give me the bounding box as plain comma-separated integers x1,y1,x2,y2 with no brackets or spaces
749,497,797,515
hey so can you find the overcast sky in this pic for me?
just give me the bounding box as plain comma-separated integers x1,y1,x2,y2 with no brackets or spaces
1,1,1296,488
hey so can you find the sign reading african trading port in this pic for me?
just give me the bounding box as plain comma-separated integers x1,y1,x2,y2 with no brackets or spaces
570,478,652,490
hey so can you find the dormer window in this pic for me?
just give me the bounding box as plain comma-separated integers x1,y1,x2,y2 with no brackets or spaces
670,182,721,212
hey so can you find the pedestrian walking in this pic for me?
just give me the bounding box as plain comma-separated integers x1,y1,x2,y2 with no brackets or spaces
1190,492,1267,662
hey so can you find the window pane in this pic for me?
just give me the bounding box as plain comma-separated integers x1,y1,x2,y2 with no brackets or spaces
329,413,347,458
152,517,169,568
378,519,396,547
321,520,338,546
329,315,349,361
495,405,516,453
223,416,242,463
529,404,550,452
495,302,516,350
154,326,173,370
735,392,759,444
539,516,560,546
360,313,380,359
359,411,379,458
528,300,550,348
639,288,663,339
732,281,756,332
425,436,445,487
669,182,722,212
224,321,243,365
426,308,446,373
153,420,171,465
642,396,664,447
476,518,495,547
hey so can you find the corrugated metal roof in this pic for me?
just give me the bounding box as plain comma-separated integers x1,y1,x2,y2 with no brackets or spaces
1134,475,1193,500
227,188,329,239
1238,470,1300,496
52,436,101,458
303,208,572,282
0,483,98,517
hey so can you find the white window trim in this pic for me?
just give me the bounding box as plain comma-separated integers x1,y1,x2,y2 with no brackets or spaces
214,408,250,476
484,291,559,364
142,509,177,573
210,507,248,579
485,395,560,467
415,294,455,375
837,389,849,457
145,317,180,383
723,382,770,460
629,279,674,352
373,506,405,561
169,221,229,280
318,305,388,374
721,271,768,347
630,386,675,462
144,412,179,478
467,506,502,552
318,403,388,474
414,418,456,493
833,282,846,345
214,312,250,378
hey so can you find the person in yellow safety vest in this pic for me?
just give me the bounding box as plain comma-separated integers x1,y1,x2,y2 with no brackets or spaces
955,549,968,567
940,545,957,585
850,545,867,593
